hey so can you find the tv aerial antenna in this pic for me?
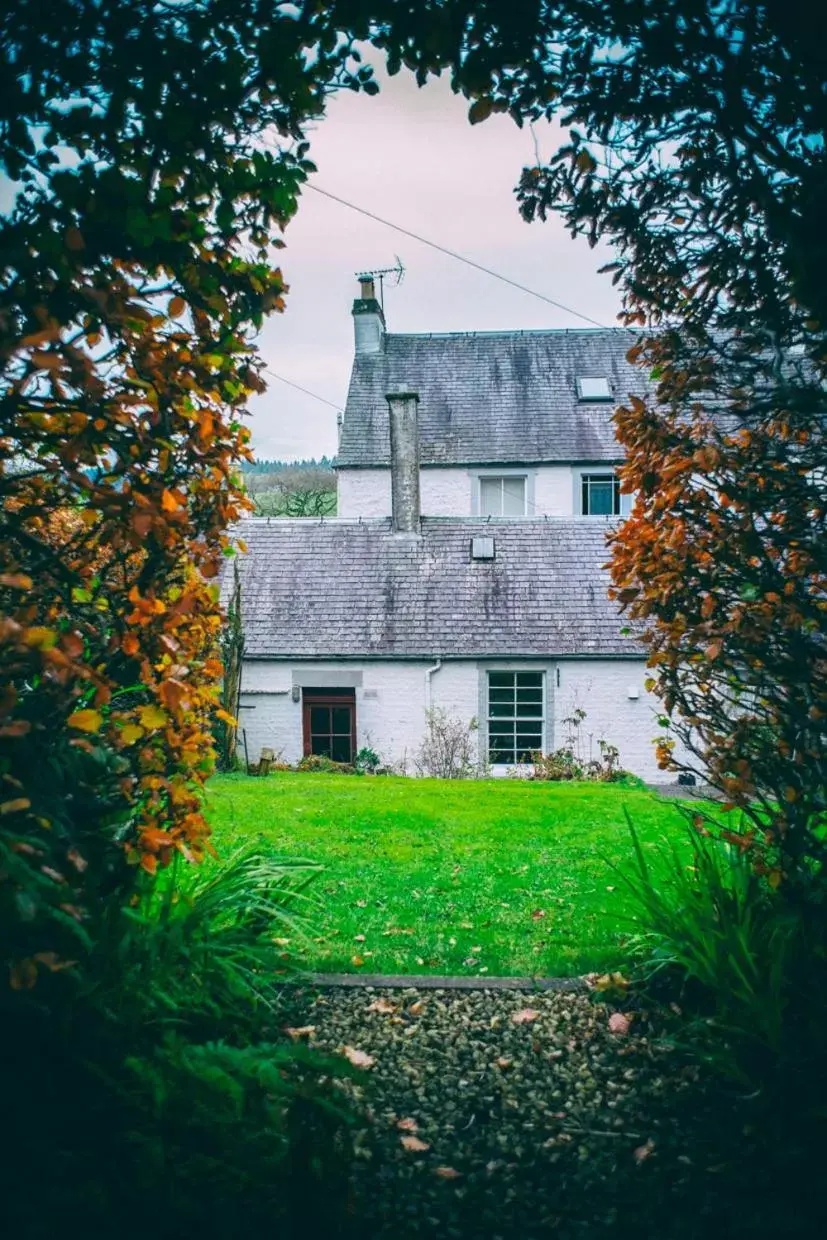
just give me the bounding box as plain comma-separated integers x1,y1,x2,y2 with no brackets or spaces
355,256,405,312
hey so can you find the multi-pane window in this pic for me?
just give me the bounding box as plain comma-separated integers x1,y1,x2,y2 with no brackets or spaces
302,691,355,763
479,475,526,517
487,671,544,765
581,472,631,516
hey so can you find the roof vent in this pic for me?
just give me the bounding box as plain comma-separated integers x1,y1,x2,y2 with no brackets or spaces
577,376,613,401
470,536,495,561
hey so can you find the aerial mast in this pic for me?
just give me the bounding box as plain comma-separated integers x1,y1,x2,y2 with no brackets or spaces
355,257,405,312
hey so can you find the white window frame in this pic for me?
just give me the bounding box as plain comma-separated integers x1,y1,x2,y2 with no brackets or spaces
471,470,531,517
576,376,614,401
486,670,546,767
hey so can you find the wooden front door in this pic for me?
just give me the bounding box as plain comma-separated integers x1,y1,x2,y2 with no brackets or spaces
302,689,356,763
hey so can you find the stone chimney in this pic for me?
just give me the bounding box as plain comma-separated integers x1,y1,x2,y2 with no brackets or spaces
386,391,421,534
352,275,385,355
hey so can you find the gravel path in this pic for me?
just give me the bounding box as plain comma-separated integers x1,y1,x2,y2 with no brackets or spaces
282,984,714,1239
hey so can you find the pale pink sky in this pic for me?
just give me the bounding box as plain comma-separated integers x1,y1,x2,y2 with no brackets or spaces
252,60,623,461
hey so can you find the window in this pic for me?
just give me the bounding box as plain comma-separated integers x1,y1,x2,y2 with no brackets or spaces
581,472,631,516
487,671,544,765
576,376,613,401
302,689,355,763
479,475,526,516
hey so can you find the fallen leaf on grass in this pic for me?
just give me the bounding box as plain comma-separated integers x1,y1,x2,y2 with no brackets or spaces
397,1117,419,1133
633,1138,656,1163
531,909,546,920
608,1012,632,1036
351,955,365,967
284,1026,316,1041
383,926,415,936
272,936,290,947
512,1008,541,1025
341,1045,375,1069
354,934,366,942
366,997,396,1015
400,1135,430,1152
434,1166,462,1180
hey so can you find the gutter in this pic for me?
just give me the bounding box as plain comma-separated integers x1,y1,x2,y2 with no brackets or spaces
424,657,442,712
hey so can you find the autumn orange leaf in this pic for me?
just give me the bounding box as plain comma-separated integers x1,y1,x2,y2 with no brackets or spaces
67,708,104,733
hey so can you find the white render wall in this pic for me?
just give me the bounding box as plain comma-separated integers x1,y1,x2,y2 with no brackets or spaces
338,465,597,519
238,657,671,782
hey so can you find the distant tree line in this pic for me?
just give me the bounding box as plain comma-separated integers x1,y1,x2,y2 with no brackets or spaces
241,456,334,474
243,458,337,517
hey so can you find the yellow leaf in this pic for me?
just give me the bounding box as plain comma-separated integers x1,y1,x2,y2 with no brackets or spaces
68,708,104,733
0,797,32,816
24,626,59,650
139,705,168,730
120,724,145,745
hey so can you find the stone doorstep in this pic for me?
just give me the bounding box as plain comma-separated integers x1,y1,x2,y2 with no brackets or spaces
290,972,587,992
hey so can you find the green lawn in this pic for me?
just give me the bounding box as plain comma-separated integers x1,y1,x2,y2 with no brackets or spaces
204,773,690,978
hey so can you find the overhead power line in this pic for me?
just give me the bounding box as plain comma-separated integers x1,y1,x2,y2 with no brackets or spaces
264,368,342,411
306,183,609,330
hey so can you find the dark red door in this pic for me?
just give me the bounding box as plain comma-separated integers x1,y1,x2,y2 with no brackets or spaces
302,689,356,763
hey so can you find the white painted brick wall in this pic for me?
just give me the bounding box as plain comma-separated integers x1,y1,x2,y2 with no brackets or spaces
532,467,578,517
238,657,673,782
336,470,391,518
338,466,580,518
554,660,669,783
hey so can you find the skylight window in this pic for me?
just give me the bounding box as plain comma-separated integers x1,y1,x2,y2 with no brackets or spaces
577,376,613,401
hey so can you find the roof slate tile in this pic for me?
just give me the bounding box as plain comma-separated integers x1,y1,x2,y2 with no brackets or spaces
231,517,642,659
337,328,652,468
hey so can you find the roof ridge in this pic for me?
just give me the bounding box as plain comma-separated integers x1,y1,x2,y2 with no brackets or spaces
385,327,635,341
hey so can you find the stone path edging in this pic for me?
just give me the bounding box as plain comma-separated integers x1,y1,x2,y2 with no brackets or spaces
295,972,586,992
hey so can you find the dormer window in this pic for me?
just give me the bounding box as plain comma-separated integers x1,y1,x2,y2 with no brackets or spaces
580,471,631,516
577,376,613,401
479,474,527,517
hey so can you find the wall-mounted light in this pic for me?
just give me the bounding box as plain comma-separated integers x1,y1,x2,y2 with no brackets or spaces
627,685,640,700
291,685,301,703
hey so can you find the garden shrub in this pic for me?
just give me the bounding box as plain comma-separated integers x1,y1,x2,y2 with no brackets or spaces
296,754,356,775
355,745,381,774
414,708,479,779
620,811,827,1145
0,842,357,1239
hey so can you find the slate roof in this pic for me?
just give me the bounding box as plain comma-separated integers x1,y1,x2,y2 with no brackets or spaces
232,518,642,659
337,328,652,468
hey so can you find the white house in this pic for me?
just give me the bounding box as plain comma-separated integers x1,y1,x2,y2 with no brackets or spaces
231,278,673,782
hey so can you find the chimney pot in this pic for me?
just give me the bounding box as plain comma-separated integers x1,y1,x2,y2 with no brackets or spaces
386,391,421,534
